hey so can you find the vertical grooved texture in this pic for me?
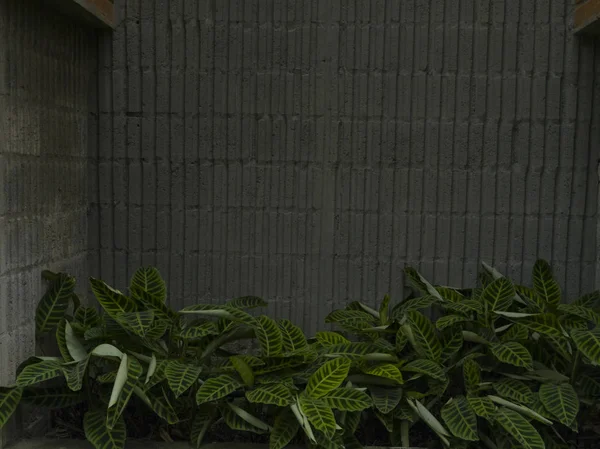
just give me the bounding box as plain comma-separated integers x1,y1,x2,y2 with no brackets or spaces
93,0,600,334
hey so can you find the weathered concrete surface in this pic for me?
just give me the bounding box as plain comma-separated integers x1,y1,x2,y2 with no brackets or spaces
91,0,600,332
0,0,97,446
7,439,411,449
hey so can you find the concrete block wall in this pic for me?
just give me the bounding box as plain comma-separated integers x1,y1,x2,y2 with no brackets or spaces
0,0,96,444
91,0,600,334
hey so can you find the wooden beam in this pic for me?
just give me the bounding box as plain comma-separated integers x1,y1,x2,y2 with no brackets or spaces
46,0,115,29
575,0,600,35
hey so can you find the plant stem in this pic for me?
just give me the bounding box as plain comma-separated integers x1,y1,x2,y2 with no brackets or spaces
401,420,410,448
570,350,581,385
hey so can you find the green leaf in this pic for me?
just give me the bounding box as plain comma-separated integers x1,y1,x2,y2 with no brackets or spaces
539,383,579,426
147,389,179,424
533,260,561,305
229,355,254,387
407,310,442,361
374,409,394,432
306,358,351,399
0,387,23,429
190,407,216,448
500,324,529,342
441,396,478,441
270,407,300,449
393,296,438,317
130,266,166,303
221,403,269,434
570,327,600,364
407,398,451,446
196,375,242,404
463,359,481,394
131,288,173,321
490,342,533,370
107,355,142,429
36,273,76,334
369,386,402,413
467,396,496,418
246,383,293,406
482,277,515,312
493,379,533,405
403,359,446,381
16,360,62,386
179,304,256,326
21,387,83,408
255,315,284,357
379,294,391,324
56,319,74,362
362,364,404,384
62,358,90,391
279,319,308,353
441,327,464,362
573,291,600,308
325,310,377,327
65,320,88,362
315,332,349,346
165,361,202,398
321,388,372,411
226,296,267,309
299,395,337,439
436,314,469,331
440,299,483,315
115,311,154,337
495,407,545,449
515,285,546,310
84,409,126,449
180,321,219,339
74,307,101,328
90,278,137,320
517,313,563,337
404,267,443,300
319,342,380,359
98,372,117,384
488,395,553,425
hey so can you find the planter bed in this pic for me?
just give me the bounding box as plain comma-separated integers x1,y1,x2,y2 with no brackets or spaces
8,440,415,449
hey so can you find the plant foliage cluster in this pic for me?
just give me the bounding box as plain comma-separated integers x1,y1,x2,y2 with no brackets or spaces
1,261,599,449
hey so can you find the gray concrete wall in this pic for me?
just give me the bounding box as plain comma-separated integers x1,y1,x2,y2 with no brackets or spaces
0,0,96,445
91,1,600,334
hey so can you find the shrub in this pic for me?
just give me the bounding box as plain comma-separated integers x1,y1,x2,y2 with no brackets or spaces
1,260,599,449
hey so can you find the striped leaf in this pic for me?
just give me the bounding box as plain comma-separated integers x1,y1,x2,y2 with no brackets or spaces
35,274,76,334
407,310,442,361
404,267,443,300
306,358,351,399
518,313,563,337
490,342,533,370
488,395,553,425
179,304,256,326
84,409,126,449
190,407,216,448
0,387,23,429
495,407,544,449
62,358,90,391
515,286,546,311
441,327,464,362
396,327,409,352
145,320,169,340
321,388,372,411
463,359,481,394
319,342,380,359
374,409,394,432
130,267,166,303
56,319,74,362
299,395,337,439
407,399,451,446
196,375,242,404
16,360,62,386
533,260,561,305
130,288,173,321
369,387,402,413
315,332,349,346
229,355,254,387
90,278,137,320
279,319,308,353
500,324,529,342
482,277,515,312
436,315,469,331
539,383,579,426
270,407,300,449
75,307,101,328
165,361,202,398
379,294,391,324
221,403,269,434
493,379,533,405
116,311,154,337
226,296,267,309
403,359,446,381
325,310,377,329
467,396,496,419
107,356,142,429
441,396,478,441
574,291,600,308
393,296,438,317
98,372,117,384
147,389,179,424
246,383,293,406
255,315,283,356
180,321,219,340
22,387,84,408
571,328,600,364
362,364,404,384
65,320,88,362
